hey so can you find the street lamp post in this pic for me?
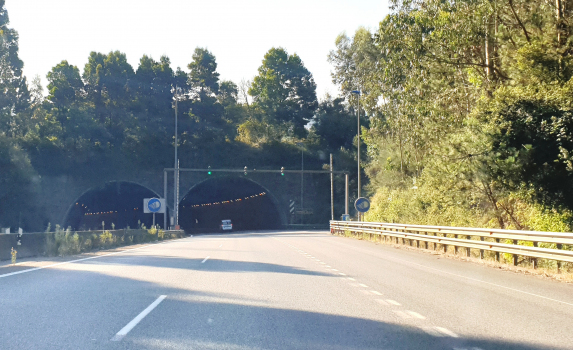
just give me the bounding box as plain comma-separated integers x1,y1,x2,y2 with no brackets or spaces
296,142,304,224
173,87,181,229
351,90,361,221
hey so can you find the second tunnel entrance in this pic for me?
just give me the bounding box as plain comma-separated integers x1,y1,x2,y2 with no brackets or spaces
179,177,282,232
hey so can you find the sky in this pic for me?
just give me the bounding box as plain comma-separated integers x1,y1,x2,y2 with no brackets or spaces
6,0,388,100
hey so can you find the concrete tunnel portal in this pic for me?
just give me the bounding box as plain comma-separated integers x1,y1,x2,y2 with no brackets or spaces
63,177,283,232
179,176,283,232
63,181,168,231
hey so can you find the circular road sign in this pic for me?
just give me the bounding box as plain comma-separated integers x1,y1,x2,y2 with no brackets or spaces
147,198,162,213
354,197,371,213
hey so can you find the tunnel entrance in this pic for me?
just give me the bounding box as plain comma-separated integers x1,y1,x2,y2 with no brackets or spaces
64,181,168,231
179,176,282,232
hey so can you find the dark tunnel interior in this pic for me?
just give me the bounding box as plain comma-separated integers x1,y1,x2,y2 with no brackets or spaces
179,176,282,232
64,181,168,231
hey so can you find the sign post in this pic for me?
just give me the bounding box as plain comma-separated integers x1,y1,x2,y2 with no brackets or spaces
354,197,370,221
144,198,166,228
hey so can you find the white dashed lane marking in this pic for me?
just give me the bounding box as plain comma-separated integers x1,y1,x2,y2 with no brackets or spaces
279,238,482,350
421,326,459,338
111,295,166,341
201,256,210,263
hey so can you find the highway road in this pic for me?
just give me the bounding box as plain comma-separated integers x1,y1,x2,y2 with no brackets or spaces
1,230,572,350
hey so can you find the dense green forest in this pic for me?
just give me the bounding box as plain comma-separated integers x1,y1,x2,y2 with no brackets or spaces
3,0,573,232
331,0,573,231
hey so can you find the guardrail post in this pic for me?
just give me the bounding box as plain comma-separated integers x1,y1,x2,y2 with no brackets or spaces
454,235,458,255
557,244,563,271
495,238,500,262
466,235,471,257
424,232,429,249
513,239,518,266
480,237,484,259
532,241,538,269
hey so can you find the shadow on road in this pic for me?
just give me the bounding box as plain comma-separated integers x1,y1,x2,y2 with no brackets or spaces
0,259,564,350
87,255,334,277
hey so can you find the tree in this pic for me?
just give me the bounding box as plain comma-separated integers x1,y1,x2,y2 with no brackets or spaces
183,48,231,143
249,48,317,138
47,61,84,109
311,95,358,153
0,0,29,135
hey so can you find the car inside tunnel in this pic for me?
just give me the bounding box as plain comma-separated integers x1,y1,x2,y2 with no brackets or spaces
179,176,282,232
64,181,168,231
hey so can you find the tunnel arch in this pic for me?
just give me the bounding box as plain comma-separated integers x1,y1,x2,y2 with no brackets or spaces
63,181,169,231
179,176,284,232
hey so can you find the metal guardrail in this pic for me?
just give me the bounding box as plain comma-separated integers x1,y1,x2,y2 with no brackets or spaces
330,221,573,266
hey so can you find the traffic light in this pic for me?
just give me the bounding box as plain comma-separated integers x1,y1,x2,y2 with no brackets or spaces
244,166,248,175
208,166,212,175
281,167,284,176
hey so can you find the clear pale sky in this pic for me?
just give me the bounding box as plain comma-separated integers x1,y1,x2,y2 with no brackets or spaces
7,0,388,99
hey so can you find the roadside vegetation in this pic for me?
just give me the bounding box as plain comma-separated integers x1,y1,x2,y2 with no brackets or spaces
329,0,573,232
44,224,181,257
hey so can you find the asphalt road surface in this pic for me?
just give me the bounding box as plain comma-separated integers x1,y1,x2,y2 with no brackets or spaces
1,230,572,350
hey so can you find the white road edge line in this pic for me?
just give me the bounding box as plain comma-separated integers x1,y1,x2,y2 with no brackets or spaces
111,295,167,341
381,254,573,308
0,242,167,279
202,256,210,263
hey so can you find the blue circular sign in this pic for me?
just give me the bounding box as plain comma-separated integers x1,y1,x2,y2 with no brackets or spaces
354,197,371,213
147,198,162,213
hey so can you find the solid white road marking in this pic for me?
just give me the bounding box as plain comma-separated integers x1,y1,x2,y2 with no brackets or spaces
111,295,167,341
386,299,401,306
388,256,573,308
0,242,168,279
201,256,210,263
